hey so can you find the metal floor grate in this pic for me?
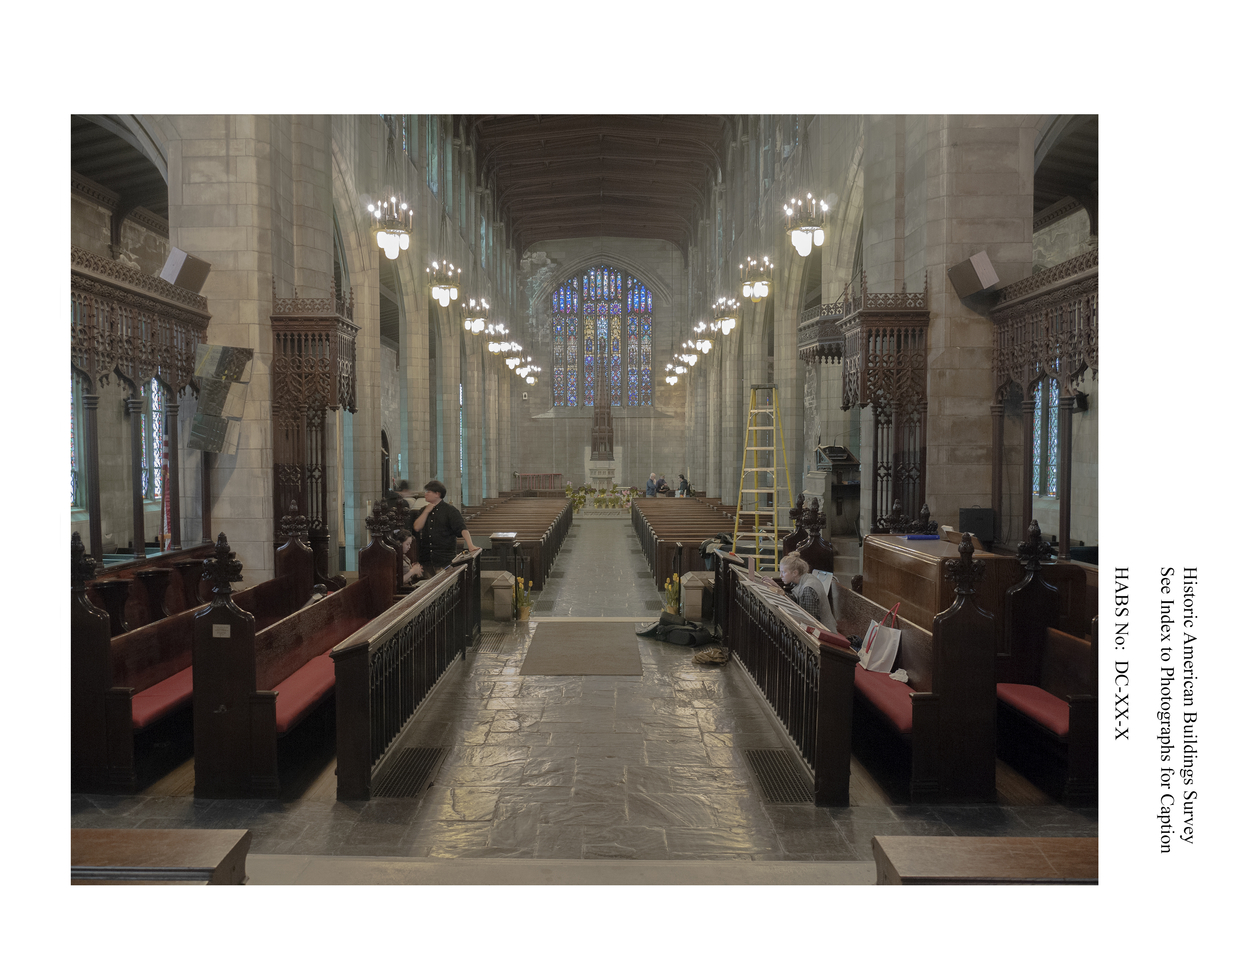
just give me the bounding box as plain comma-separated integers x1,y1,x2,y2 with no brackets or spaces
475,628,512,654
636,571,654,579
743,749,814,804
548,571,567,579
371,747,446,798
533,600,555,612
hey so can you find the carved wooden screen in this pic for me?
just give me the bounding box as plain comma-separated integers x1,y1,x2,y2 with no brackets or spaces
70,246,210,559
989,250,1098,550
798,274,930,531
270,285,358,561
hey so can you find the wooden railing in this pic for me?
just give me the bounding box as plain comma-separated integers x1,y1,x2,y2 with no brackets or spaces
332,550,479,801
515,472,564,491
714,551,857,806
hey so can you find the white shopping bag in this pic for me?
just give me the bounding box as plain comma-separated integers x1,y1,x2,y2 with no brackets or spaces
858,602,902,672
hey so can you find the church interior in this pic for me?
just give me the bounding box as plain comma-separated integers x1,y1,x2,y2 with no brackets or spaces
67,111,1108,903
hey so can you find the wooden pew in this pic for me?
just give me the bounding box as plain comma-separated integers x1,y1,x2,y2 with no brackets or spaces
633,498,735,590
70,529,319,793
191,524,398,798
871,836,1098,885
71,829,252,885
862,532,1094,645
837,535,999,803
462,497,572,592
998,522,1098,804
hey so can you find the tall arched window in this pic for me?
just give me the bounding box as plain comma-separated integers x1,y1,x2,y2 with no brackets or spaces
1033,377,1060,498
551,265,651,407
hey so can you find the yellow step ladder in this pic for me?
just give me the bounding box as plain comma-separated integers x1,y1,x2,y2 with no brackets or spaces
732,385,792,573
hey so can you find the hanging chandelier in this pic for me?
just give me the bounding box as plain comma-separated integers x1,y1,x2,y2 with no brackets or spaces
740,256,773,302
712,296,740,336
462,297,489,334
784,192,828,257
367,197,412,261
428,258,460,307
367,117,412,261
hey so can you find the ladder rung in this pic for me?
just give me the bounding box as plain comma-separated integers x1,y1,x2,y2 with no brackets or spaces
743,468,777,473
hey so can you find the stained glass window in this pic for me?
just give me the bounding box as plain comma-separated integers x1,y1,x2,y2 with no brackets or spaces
71,374,79,505
140,377,166,500
1033,377,1060,498
550,265,650,407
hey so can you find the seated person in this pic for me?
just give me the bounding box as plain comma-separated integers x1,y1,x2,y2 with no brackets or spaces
779,552,836,630
656,475,669,495
396,529,424,586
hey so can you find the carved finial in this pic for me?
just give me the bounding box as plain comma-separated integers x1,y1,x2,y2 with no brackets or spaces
944,532,985,595
1016,519,1054,572
203,532,243,598
280,500,309,539
365,500,388,538
72,531,98,591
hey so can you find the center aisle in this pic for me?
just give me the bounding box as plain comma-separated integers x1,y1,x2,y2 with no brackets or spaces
389,513,874,861
531,517,664,617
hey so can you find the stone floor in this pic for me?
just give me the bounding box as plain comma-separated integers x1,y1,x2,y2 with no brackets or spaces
69,517,1098,880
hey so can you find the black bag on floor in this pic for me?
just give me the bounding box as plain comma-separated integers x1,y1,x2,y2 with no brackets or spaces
636,611,713,647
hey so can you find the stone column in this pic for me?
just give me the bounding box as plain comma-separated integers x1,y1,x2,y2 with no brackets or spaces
705,344,722,502
907,114,1034,529
464,334,484,506
721,332,745,508
437,309,462,503
689,368,706,494
483,352,498,499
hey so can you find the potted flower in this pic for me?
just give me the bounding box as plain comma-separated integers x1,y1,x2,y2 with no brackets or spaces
513,575,534,621
663,571,681,616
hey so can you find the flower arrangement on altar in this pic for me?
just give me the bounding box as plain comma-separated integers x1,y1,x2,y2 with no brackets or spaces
664,571,681,615
566,483,640,512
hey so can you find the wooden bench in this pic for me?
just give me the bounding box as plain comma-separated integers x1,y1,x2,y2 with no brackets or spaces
462,497,572,592
71,829,252,884
998,523,1098,804
71,530,319,793
871,835,1098,884
633,498,735,590
862,532,1095,648
191,526,398,798
838,535,1000,803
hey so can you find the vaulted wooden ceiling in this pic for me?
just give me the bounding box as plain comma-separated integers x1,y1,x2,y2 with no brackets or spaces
466,115,731,256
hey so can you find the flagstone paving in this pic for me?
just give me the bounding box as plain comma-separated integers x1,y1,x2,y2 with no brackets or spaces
70,516,1098,865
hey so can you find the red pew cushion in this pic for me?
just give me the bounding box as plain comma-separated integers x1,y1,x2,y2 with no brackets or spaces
131,665,194,730
853,666,915,735
273,650,336,734
997,682,1069,738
